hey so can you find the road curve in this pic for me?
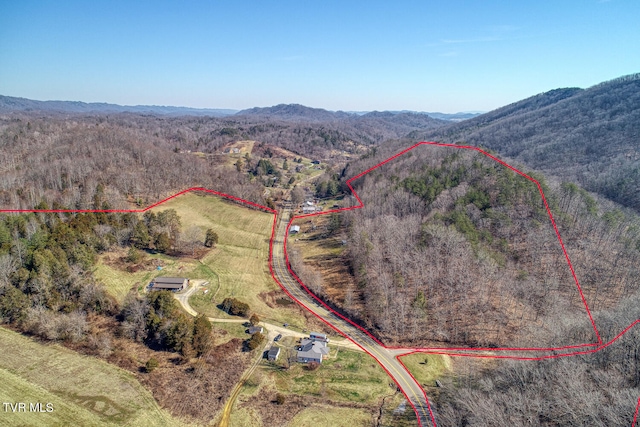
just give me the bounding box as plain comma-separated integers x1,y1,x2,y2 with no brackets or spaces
270,209,436,427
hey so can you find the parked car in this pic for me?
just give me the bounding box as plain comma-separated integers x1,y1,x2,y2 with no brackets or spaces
274,334,282,342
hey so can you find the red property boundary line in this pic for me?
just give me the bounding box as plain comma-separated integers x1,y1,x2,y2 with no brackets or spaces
287,141,603,351
1,142,638,425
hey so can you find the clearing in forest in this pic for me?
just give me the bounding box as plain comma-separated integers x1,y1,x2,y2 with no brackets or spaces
94,191,310,326
150,192,308,326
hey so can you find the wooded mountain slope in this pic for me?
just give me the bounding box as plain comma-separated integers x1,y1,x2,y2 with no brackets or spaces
336,144,640,348
0,106,448,210
416,73,640,212
0,114,264,210
0,95,237,116
332,142,640,425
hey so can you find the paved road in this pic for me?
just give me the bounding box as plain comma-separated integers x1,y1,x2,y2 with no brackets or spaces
173,214,435,425
271,210,435,427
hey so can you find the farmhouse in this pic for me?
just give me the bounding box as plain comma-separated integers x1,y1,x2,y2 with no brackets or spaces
296,337,330,364
267,346,281,361
150,277,188,292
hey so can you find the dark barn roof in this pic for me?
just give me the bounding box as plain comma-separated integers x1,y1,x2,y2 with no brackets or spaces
151,277,188,289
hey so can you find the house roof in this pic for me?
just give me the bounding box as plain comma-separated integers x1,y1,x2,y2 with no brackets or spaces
299,339,329,358
151,283,184,289
151,277,187,289
153,277,187,285
290,225,301,232
268,347,280,357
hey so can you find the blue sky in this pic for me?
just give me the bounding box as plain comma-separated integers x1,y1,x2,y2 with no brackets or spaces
1,0,639,112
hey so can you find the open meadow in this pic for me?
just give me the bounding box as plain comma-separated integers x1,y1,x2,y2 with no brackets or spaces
397,353,451,388
95,191,309,326
0,327,188,427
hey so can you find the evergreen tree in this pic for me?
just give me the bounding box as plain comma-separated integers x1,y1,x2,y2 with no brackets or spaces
192,314,213,356
204,229,219,248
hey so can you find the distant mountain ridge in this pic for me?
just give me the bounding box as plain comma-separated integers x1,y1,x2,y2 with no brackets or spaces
236,104,481,122
0,95,238,117
0,95,480,122
236,103,354,122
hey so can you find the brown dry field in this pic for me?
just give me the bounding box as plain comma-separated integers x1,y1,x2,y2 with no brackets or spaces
289,215,365,318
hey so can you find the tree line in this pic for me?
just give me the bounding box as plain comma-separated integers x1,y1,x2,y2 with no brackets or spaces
0,199,216,355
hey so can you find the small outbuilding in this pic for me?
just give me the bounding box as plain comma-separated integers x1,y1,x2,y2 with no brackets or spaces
309,332,329,343
290,225,301,234
248,326,264,334
267,346,281,361
150,277,188,292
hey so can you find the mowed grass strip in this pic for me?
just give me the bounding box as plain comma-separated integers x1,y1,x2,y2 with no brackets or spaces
0,327,187,427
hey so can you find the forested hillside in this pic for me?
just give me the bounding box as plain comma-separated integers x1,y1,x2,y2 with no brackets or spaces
0,114,266,210
329,144,640,349
416,73,640,212
317,142,640,426
0,106,448,210
0,95,237,116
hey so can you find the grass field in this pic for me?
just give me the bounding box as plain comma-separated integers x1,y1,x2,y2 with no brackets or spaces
0,327,188,427
287,406,372,427
95,191,307,326
230,346,393,427
228,407,261,427
262,347,392,405
152,192,306,326
95,251,215,304
398,353,451,388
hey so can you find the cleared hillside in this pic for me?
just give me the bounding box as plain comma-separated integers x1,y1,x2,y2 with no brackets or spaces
0,327,185,427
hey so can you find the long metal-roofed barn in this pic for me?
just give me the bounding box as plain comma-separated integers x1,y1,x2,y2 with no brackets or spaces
150,277,189,291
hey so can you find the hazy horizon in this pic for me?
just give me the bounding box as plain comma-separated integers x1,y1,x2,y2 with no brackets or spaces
1,1,638,113
1,94,493,115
